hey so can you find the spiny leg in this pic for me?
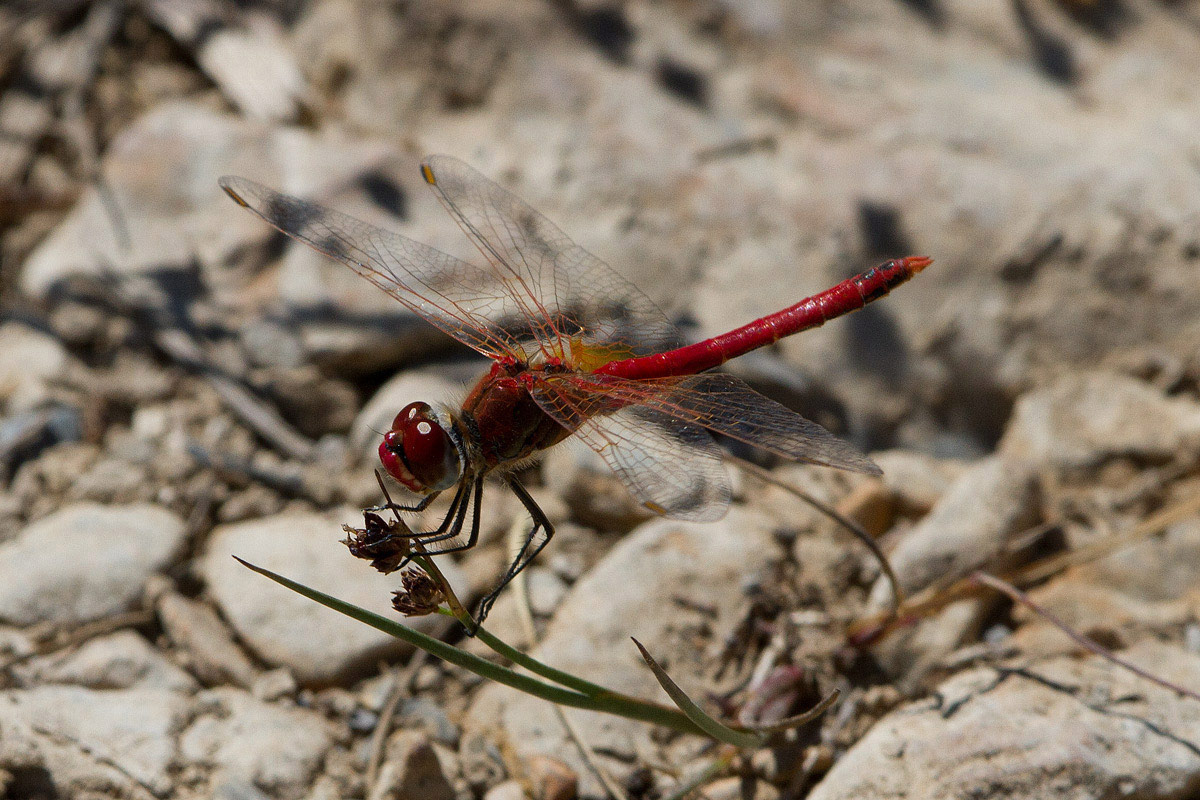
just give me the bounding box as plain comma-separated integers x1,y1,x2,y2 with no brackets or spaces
367,470,440,515
411,474,476,547
416,476,485,554
385,477,474,575
475,475,554,624
368,476,469,571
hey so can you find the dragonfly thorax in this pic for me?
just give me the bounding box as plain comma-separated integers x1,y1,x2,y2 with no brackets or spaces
379,402,464,494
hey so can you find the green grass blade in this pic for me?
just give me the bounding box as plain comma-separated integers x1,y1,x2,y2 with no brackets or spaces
631,638,764,748
235,557,706,736
234,557,589,705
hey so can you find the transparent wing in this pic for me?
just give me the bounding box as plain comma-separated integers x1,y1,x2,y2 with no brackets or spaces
538,371,880,483
672,373,881,474
529,379,731,521
420,155,682,363
220,175,528,360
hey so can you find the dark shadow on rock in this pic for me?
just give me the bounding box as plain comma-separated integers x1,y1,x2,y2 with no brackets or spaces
1012,0,1077,85
732,352,858,436
357,171,408,220
927,336,1016,453
1058,0,1136,39
4,765,59,800
999,232,1063,284
858,201,914,260
1159,0,1200,36
655,56,710,109
895,0,948,30
846,303,911,388
555,2,636,64
850,200,916,388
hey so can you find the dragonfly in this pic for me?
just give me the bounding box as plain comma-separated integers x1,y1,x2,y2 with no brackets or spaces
220,156,930,623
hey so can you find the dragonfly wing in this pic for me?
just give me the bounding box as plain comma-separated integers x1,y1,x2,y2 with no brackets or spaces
420,155,682,360
671,373,881,474
219,175,524,359
529,379,731,522
552,372,881,475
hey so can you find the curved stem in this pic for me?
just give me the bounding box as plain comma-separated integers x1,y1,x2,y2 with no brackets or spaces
236,557,706,737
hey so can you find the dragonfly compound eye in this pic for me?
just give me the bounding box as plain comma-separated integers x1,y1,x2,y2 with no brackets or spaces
379,402,462,493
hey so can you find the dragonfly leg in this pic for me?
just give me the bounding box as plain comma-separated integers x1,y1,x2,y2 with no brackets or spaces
361,479,467,576
411,476,478,548
474,475,554,625
366,470,439,515
414,477,484,553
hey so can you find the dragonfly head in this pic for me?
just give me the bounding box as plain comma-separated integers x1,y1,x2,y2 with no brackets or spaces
379,402,463,494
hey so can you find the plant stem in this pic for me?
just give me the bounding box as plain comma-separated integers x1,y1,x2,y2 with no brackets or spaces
236,557,706,736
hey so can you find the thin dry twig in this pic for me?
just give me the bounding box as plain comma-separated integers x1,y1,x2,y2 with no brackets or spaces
1014,490,1200,586
971,571,1200,702
507,515,632,800
0,609,155,675
728,454,904,613
154,328,316,461
365,649,430,793
849,490,1200,645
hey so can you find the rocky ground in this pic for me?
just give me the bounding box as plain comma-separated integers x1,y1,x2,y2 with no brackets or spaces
3,1,1200,799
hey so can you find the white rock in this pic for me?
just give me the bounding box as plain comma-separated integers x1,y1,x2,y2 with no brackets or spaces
180,688,335,798
0,685,188,798
866,456,1038,683
0,625,34,661
809,642,1200,800
1013,518,1200,658
200,510,463,684
467,508,781,796
19,103,394,300
1000,372,1200,470
13,630,197,692
0,322,69,413
252,668,299,702
157,591,260,688
144,2,306,121
869,455,1039,603
68,456,151,502
525,567,569,617
369,730,455,800
871,449,969,512
484,780,528,800
0,503,187,626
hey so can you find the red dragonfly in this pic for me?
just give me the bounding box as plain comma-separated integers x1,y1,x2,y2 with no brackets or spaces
220,157,929,622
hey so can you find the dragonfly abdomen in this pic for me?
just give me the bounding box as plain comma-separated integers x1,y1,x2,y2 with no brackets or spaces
597,256,931,381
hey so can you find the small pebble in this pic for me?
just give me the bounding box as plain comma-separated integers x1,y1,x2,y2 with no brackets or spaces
528,755,577,800
370,730,455,800
1185,623,1200,654
251,668,298,702
484,780,529,800
705,777,779,800
349,707,379,734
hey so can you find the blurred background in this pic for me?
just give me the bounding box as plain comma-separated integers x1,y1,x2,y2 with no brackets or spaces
2,1,1200,799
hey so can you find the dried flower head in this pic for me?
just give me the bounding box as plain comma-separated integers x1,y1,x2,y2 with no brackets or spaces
392,566,445,616
342,511,411,574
